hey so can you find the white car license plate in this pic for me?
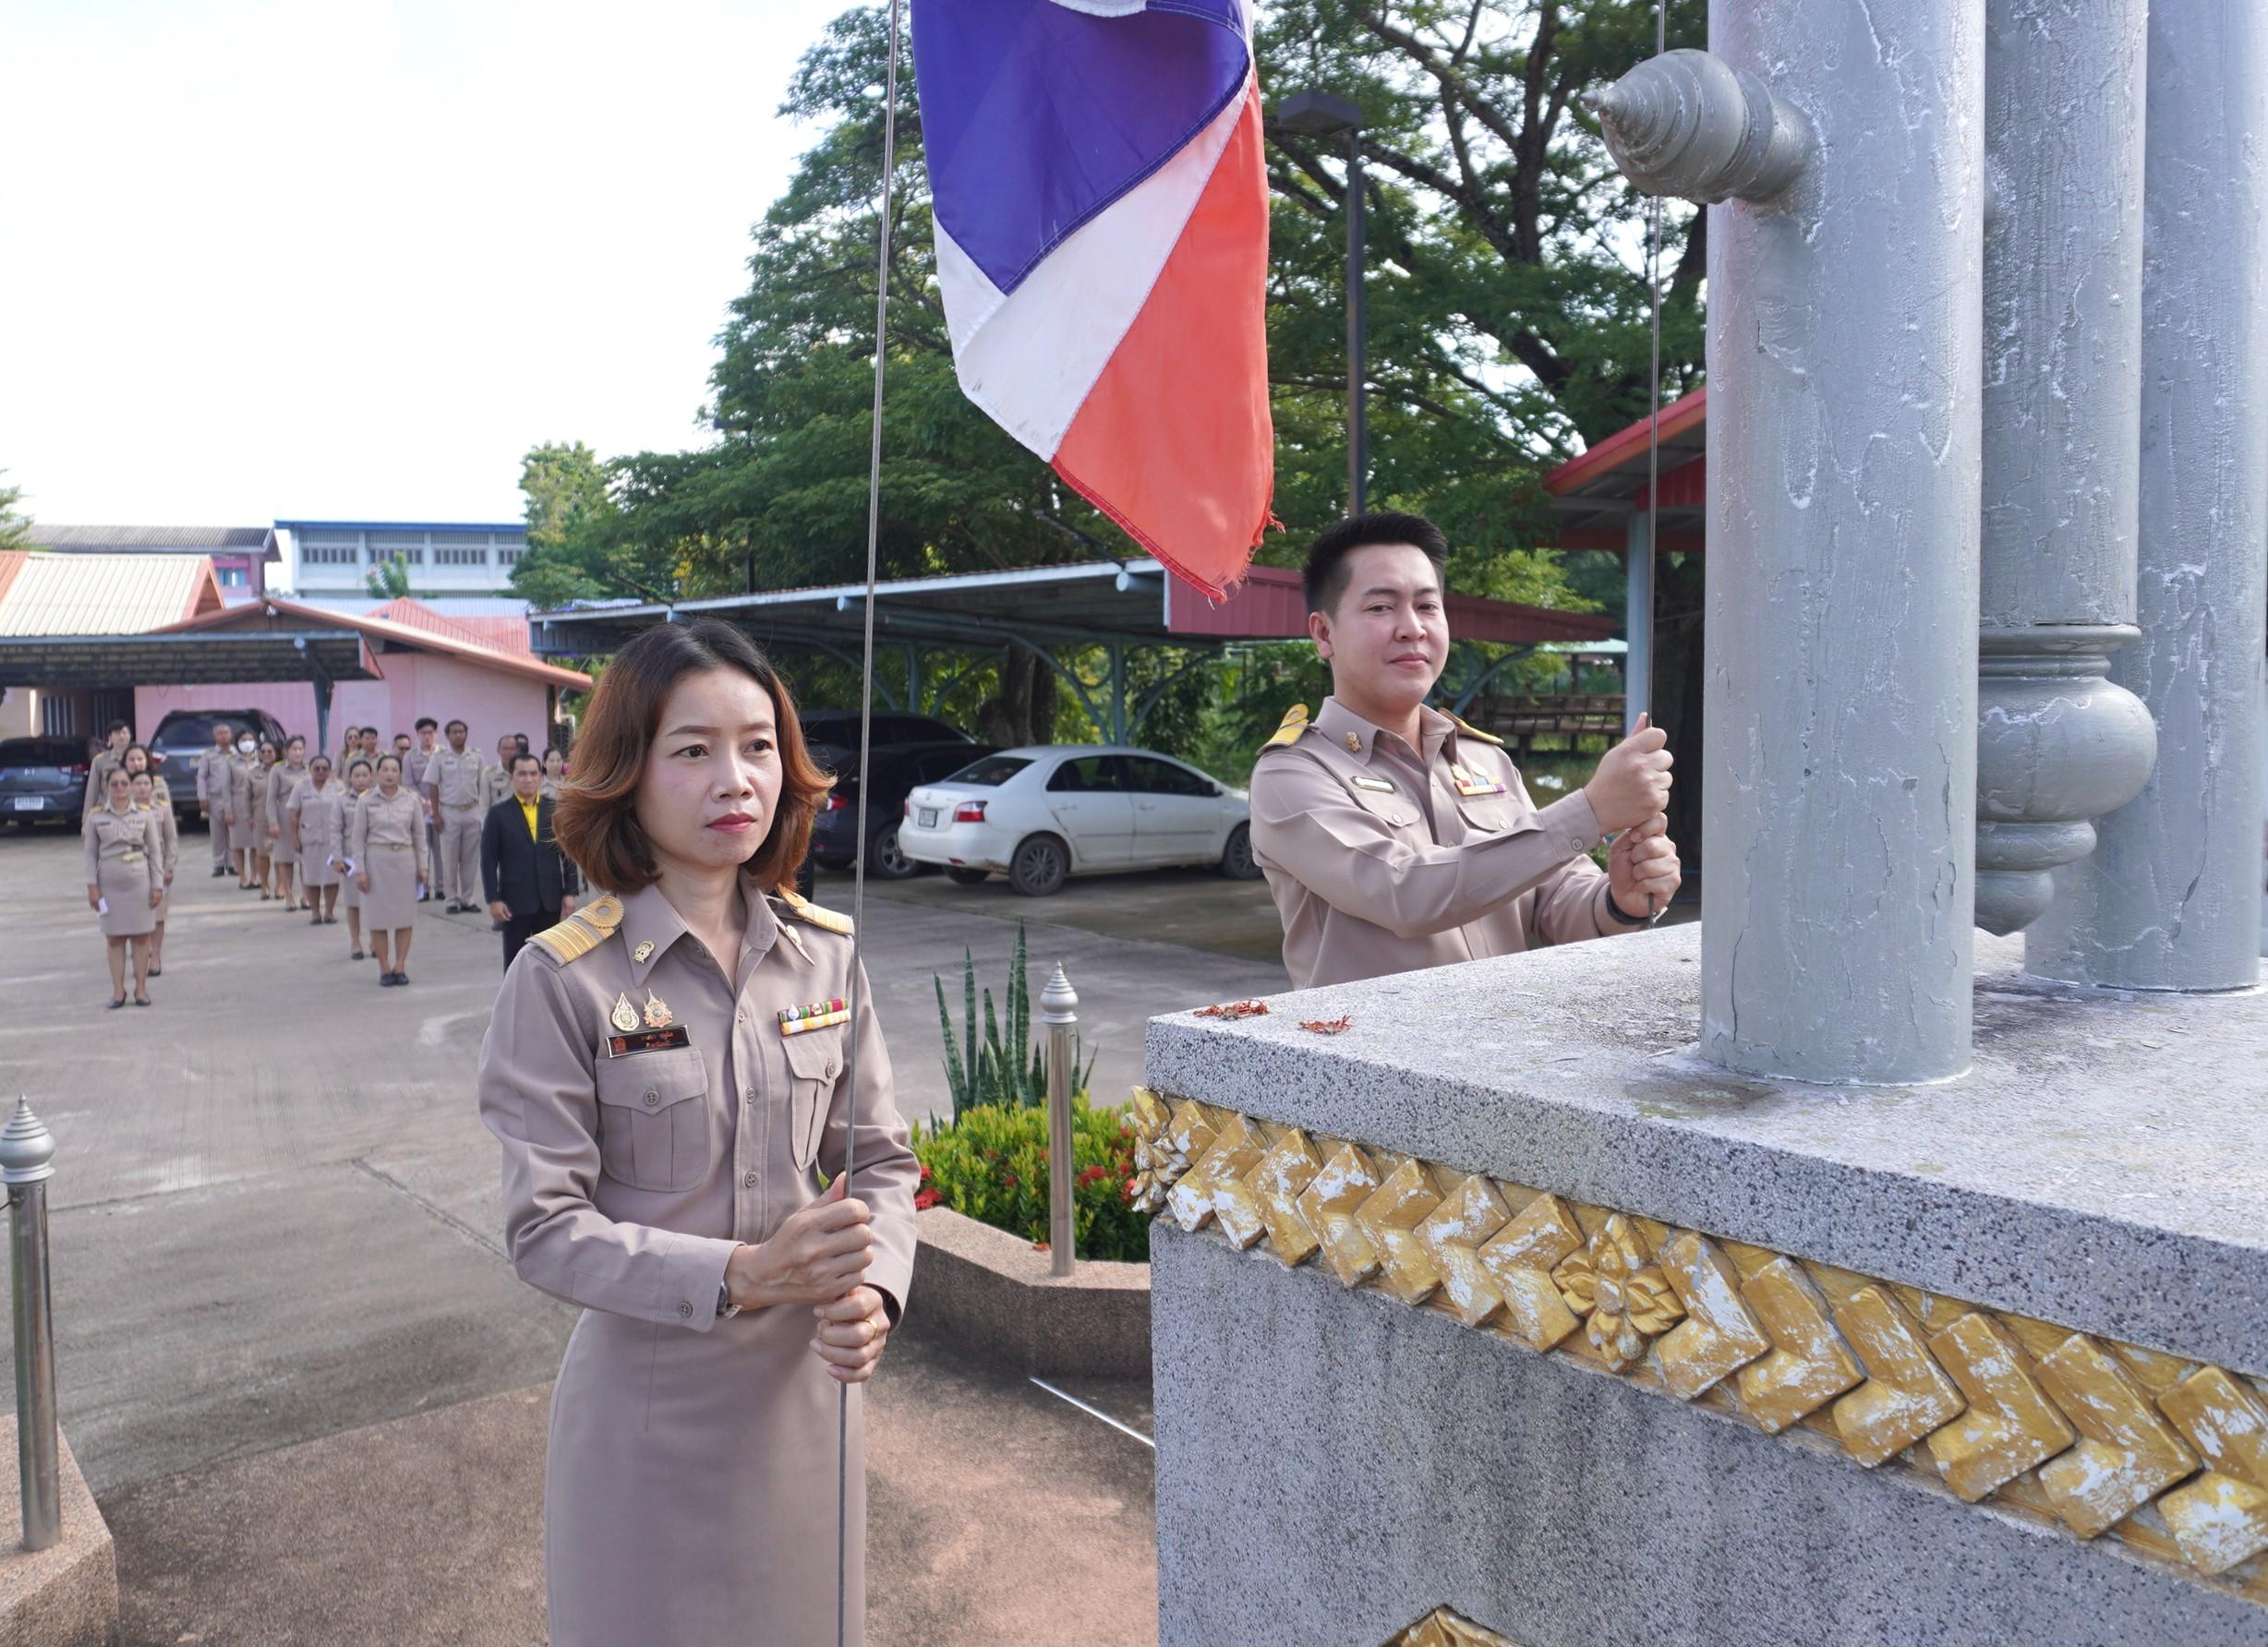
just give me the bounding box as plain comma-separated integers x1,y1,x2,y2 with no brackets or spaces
918,808,939,828
11,797,42,811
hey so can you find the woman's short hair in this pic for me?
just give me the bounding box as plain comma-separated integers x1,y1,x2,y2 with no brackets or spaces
554,619,827,896
346,758,373,778
377,753,403,773
122,742,151,770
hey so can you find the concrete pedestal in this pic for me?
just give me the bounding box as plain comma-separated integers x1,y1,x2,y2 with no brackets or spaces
1142,929,2268,1647
0,1420,116,1647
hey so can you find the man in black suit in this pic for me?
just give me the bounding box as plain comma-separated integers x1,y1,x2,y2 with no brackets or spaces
481,752,580,969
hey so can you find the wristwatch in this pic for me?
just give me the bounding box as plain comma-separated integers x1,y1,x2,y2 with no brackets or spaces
716,1282,741,1320
1604,884,1664,927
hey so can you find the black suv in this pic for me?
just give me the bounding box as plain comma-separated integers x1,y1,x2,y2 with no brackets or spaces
149,708,292,824
811,741,999,878
0,737,95,829
799,711,972,776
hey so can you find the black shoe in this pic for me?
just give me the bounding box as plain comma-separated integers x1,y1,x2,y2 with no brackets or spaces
133,995,150,1007
351,950,366,961
324,917,339,925
107,996,126,1010
310,916,324,926
148,968,162,977
394,972,410,986
379,971,398,987
210,866,228,878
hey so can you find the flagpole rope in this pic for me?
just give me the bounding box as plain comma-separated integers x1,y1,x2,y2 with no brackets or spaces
839,0,903,1641
1642,0,1666,920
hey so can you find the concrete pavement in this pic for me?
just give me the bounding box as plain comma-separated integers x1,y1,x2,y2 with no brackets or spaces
0,825,1263,1642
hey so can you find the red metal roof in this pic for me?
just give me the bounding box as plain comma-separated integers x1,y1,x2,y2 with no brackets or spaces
1542,386,1707,554
155,596,588,691
365,597,535,655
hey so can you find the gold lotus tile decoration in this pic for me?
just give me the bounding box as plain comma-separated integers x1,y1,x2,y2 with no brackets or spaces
1383,1607,1524,1647
1128,1087,2268,1607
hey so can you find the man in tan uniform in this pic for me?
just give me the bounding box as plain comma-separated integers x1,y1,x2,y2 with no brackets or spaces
82,720,132,815
425,717,489,912
196,720,237,875
404,716,443,872
1249,511,1683,991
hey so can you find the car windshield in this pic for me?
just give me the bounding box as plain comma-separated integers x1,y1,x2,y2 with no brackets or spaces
0,739,81,768
944,755,1031,787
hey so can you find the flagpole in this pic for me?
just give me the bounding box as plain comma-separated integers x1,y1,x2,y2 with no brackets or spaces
839,1,903,1642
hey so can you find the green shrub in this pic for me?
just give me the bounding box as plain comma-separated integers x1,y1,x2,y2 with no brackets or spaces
911,1097,1149,1263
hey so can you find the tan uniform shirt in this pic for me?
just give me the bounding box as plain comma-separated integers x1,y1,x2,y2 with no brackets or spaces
477,882,917,1328
1248,697,1649,990
195,746,233,806
265,763,309,832
481,759,518,810
401,743,439,794
427,747,488,811
82,749,125,815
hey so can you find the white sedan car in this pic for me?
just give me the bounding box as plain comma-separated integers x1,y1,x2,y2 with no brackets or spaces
899,745,1258,896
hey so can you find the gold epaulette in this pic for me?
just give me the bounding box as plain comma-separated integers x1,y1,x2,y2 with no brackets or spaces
527,893,624,966
778,886,853,937
1446,712,1504,748
1259,703,1311,752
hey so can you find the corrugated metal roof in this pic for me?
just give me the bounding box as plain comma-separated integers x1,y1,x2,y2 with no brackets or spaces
365,597,534,655
28,523,276,554
0,553,219,636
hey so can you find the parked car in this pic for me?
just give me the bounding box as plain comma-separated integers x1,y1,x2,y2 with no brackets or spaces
149,708,291,824
812,741,1000,879
799,710,973,776
899,745,1257,896
0,737,94,829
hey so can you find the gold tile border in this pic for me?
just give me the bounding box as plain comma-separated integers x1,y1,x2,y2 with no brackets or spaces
1129,1089,2268,1605
1384,1606,1523,1647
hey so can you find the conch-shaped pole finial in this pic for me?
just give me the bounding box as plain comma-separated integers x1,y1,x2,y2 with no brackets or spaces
1586,49,1814,205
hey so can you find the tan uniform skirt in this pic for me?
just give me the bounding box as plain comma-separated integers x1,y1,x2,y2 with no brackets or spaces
268,770,307,864
361,842,419,929
93,850,157,938
229,768,265,855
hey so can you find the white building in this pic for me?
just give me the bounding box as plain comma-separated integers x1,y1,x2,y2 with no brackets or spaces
276,519,530,604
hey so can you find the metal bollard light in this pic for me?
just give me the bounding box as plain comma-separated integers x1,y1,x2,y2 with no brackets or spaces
1041,964,1079,1280
0,1099,58,1552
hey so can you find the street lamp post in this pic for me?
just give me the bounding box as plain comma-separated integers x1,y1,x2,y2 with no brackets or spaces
1278,90,1368,514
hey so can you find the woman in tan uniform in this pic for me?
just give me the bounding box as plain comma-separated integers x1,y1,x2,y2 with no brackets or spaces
339,758,375,959
123,751,179,976
476,620,916,1646
351,753,428,986
265,734,310,910
84,765,163,1008
247,739,283,898
225,735,263,889
288,754,346,927
540,746,567,802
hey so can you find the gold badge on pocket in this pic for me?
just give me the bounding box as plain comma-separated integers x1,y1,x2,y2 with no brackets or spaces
609,992,641,1033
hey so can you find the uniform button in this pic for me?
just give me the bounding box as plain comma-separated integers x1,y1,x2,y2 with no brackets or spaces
743,1088,756,1105
736,1011,746,1024
642,1089,658,1107
677,1300,694,1319
742,1171,759,1188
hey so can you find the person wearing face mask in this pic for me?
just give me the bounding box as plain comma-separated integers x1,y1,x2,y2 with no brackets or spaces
265,734,311,911
226,733,265,890
339,757,376,959
85,764,164,1008
476,619,916,1647
288,754,346,926
124,751,178,976
197,720,237,877
351,753,429,986
1248,512,1683,991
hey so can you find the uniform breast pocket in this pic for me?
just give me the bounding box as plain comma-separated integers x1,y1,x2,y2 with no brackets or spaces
1345,784,1419,835
594,1050,713,1193
1455,793,1523,836
780,1027,845,1171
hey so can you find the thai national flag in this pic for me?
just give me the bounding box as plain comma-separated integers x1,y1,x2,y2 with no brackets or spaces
913,0,1274,598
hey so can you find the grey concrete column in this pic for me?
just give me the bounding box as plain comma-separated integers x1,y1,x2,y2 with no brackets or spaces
2026,0,2268,992
1974,0,2157,937
1623,511,1652,733
1593,14,1986,1084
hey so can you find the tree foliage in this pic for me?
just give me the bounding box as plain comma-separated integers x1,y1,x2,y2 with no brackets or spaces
0,471,32,552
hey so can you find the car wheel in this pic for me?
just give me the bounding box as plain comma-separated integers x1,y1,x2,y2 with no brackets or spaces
946,868,990,885
1218,822,1261,880
1007,835,1068,896
867,823,920,880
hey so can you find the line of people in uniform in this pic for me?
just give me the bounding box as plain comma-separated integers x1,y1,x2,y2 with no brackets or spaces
84,715,566,1003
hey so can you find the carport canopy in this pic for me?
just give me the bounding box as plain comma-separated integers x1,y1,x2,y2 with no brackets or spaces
530,557,1615,742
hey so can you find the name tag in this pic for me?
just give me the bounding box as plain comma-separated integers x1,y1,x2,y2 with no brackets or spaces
1349,775,1396,794
607,1026,693,1057
1450,763,1508,798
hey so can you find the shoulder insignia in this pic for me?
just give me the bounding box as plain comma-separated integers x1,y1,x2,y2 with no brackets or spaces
526,893,624,967
1446,712,1505,748
1258,703,1311,752
778,886,853,937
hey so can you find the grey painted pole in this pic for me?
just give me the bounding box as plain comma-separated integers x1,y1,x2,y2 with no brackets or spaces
1042,965,1078,1280
1623,511,1652,736
1974,0,2157,937
2027,0,2268,992
2,1100,59,1553
1594,14,1985,1085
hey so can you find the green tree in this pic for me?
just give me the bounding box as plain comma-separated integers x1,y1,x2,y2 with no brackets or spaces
511,441,672,608
0,471,33,552
364,555,412,599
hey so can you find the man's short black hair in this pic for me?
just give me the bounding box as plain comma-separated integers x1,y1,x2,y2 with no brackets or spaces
105,719,131,737
511,752,543,775
445,718,468,735
1302,512,1451,616
415,716,438,731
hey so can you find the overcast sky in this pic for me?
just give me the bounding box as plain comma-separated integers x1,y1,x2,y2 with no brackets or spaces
0,0,855,528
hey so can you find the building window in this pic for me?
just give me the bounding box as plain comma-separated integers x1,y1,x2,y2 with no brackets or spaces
434,547,489,566
368,530,426,566
497,547,525,567
302,534,360,567
216,566,247,587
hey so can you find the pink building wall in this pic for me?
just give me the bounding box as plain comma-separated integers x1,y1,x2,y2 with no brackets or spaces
137,653,553,762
